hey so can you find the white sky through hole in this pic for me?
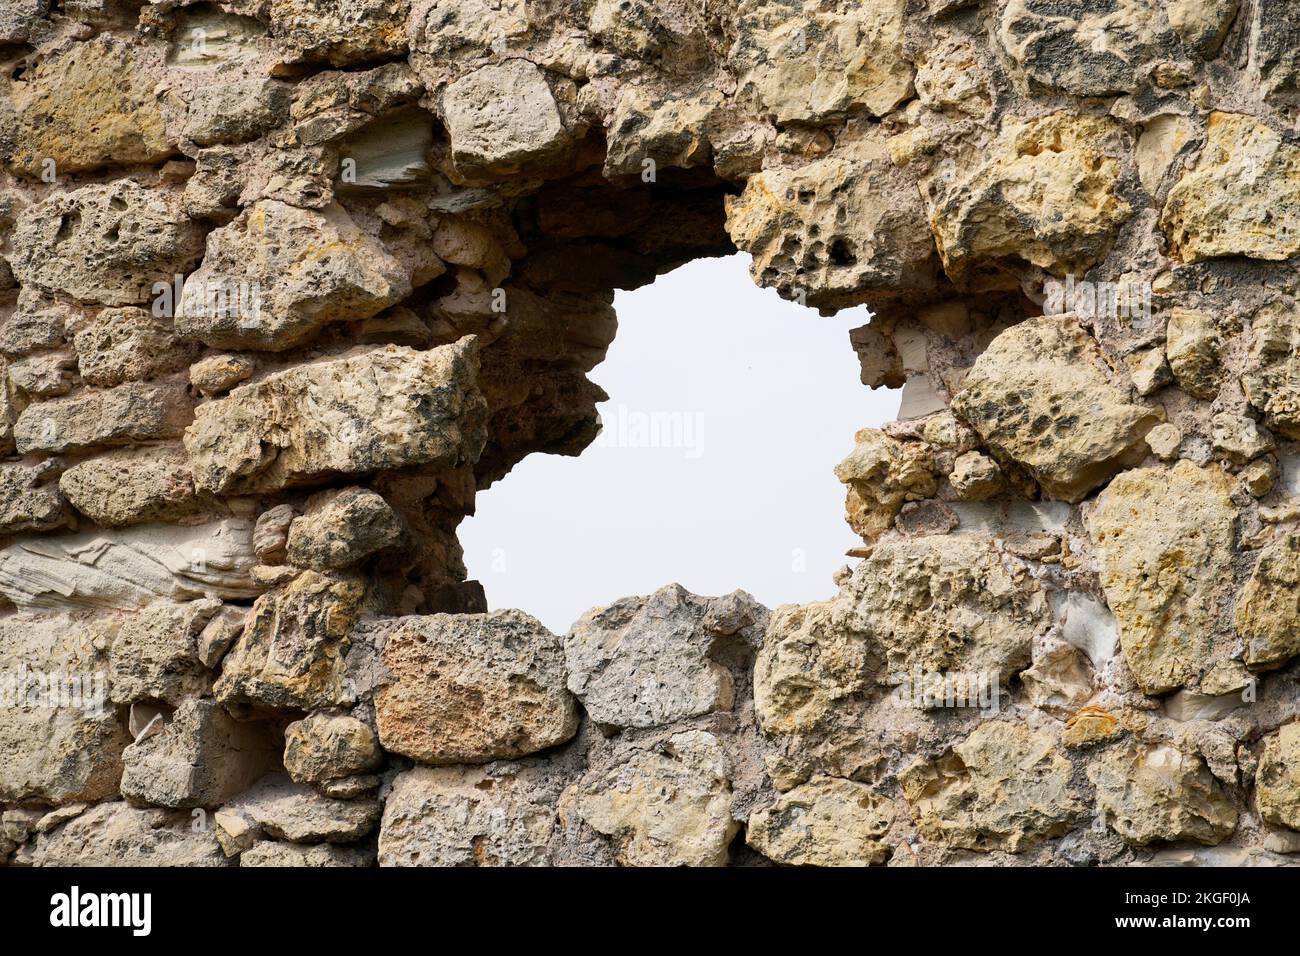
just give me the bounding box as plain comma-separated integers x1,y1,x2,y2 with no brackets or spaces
459,253,902,633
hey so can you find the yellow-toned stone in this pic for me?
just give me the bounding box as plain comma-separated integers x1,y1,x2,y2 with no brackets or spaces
733,0,913,125
747,776,895,866
1235,534,1300,669
1088,461,1237,695
923,114,1131,286
899,721,1083,852
6,33,173,176
1162,112,1300,262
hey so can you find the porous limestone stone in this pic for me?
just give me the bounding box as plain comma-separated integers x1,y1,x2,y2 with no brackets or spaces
725,139,938,311
948,451,1002,501
185,340,487,494
732,0,913,124
58,445,199,527
0,460,73,534
833,428,936,541
374,610,578,764
25,802,231,867
952,316,1160,502
284,713,382,785
269,0,410,67
1088,462,1237,694
1235,534,1300,669
441,61,571,180
997,0,1165,96
923,114,1131,286
746,776,895,867
379,763,562,867
565,585,766,729
120,700,280,809
1256,723,1300,830
5,33,173,175
218,773,380,844
9,181,205,306
1244,301,1300,439
754,599,871,738
72,307,200,387
215,571,365,710
1089,743,1238,846
14,381,194,454
0,615,128,805
175,200,411,351
899,721,1084,853
1211,413,1273,464
846,534,1048,682
285,487,405,570
1162,113,1300,263
576,730,738,867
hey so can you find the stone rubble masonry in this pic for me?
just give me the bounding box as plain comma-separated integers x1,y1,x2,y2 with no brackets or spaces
1,0,1298,870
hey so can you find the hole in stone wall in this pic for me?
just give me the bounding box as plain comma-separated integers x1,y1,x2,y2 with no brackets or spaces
459,252,901,632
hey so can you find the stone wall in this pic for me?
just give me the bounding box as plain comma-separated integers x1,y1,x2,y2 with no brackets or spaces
1,0,1299,867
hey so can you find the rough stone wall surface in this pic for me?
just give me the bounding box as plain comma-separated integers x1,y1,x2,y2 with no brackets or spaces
1,0,1299,868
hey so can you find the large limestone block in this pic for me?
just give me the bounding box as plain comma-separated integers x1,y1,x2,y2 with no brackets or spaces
952,316,1160,502
9,181,205,306
1235,534,1300,669
0,614,129,804
843,535,1048,683
1244,301,1300,439
441,61,572,179
106,599,221,705
923,114,1131,286
899,721,1083,852
5,33,173,175
379,764,563,867
1256,723,1300,830
725,139,939,311
565,585,766,730
120,699,280,808
72,306,200,387
269,0,410,67
215,571,364,710
576,730,739,867
25,802,231,867
1162,113,1300,263
184,339,487,495
0,517,260,612
754,598,870,738
283,713,381,785
175,201,411,351
14,381,194,454
1087,462,1237,694
1089,743,1238,845
732,0,913,124
374,610,578,764
747,776,896,867
58,445,199,528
